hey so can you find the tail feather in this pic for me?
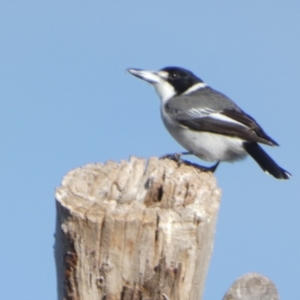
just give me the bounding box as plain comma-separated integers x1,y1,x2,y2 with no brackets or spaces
243,142,291,180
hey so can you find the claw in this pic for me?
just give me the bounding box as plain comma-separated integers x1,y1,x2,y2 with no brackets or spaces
160,151,191,162
160,152,220,173
160,152,183,162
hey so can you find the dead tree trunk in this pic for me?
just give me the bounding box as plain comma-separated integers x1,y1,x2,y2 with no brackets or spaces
55,156,221,300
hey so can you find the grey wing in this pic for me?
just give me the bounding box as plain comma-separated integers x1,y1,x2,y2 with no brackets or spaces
165,89,278,146
168,87,241,112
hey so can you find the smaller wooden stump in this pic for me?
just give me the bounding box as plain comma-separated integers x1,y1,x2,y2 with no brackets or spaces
55,157,221,300
223,273,279,300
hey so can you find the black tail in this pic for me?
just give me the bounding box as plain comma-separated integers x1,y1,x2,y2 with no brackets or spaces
243,142,291,180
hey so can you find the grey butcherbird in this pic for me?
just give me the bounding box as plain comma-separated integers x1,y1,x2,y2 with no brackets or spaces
127,66,291,180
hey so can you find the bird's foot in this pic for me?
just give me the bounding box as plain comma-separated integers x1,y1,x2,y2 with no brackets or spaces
160,153,220,173
180,160,220,173
160,151,191,163
160,153,183,163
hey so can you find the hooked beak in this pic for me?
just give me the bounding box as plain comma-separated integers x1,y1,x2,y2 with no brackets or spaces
127,68,160,84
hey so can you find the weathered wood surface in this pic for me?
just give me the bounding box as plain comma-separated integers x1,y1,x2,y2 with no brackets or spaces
55,156,221,300
223,273,279,300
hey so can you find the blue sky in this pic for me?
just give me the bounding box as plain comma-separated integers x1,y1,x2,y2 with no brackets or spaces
0,1,299,299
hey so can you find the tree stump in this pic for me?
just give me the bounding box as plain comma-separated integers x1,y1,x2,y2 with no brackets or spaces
223,273,279,300
55,156,221,300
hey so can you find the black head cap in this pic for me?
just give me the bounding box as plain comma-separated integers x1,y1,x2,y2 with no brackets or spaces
160,66,203,95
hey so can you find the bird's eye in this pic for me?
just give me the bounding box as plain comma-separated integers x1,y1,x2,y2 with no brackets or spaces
169,72,177,79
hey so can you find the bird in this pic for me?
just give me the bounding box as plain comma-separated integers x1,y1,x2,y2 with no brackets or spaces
127,66,291,180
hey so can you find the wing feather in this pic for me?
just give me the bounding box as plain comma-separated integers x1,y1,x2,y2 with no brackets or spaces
176,108,278,146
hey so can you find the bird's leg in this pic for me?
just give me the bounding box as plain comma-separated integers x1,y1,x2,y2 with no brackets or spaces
207,161,220,172
180,160,220,173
